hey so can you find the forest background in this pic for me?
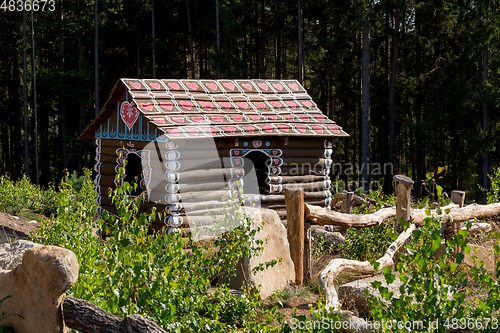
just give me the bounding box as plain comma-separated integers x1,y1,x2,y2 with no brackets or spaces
1,0,499,200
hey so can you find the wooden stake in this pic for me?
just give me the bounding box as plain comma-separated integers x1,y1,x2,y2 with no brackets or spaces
341,191,354,214
446,190,466,241
451,190,465,208
284,188,304,286
393,175,414,233
303,221,312,283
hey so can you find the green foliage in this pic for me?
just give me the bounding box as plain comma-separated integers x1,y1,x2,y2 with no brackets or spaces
339,223,395,262
486,167,500,204
34,165,282,331
368,212,500,332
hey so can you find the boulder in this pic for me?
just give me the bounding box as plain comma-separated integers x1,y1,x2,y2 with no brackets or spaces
0,245,79,333
338,273,403,318
227,207,295,299
311,226,345,249
0,240,42,270
464,244,496,274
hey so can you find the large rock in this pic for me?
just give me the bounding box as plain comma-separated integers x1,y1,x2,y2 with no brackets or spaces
227,207,295,299
0,245,79,333
464,244,496,274
0,240,42,270
311,226,345,249
338,273,404,317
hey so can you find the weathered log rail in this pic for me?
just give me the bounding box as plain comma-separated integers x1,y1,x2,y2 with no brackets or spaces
283,174,500,331
63,297,166,333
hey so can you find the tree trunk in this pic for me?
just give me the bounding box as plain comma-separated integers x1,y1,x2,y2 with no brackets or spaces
480,51,489,201
186,0,194,79
31,10,39,184
152,0,156,78
23,9,29,178
360,14,371,193
215,0,220,79
94,0,99,117
60,7,68,173
297,0,304,84
385,9,400,194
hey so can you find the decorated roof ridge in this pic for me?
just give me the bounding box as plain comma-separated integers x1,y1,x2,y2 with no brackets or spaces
78,78,349,140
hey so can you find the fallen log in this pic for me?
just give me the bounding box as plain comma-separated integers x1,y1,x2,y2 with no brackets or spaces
305,204,397,229
63,297,167,333
318,223,416,310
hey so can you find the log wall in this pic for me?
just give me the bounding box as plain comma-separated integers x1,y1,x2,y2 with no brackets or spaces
94,136,335,232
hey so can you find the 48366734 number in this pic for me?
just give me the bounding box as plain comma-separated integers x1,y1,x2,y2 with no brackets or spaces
1,0,55,11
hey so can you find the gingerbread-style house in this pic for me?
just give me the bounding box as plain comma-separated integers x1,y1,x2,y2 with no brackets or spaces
78,79,349,232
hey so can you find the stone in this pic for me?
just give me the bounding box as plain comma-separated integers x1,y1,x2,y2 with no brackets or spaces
0,245,79,333
227,207,295,299
0,240,42,270
464,244,496,274
338,273,404,318
311,227,345,249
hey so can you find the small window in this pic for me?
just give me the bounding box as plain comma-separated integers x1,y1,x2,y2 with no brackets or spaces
124,152,144,197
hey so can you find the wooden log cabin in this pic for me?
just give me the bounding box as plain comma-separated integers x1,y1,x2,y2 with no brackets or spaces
78,79,349,232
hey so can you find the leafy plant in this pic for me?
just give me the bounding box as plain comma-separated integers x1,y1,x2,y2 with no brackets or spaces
368,209,500,332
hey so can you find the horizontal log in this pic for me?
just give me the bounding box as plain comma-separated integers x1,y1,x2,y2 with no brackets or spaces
98,174,117,188
63,297,167,333
96,162,119,176
281,157,330,166
280,166,327,176
280,175,327,183
99,153,119,164
177,168,235,182
305,204,396,229
319,223,416,311
280,148,330,158
100,139,152,149
98,145,120,156
412,203,500,225
262,199,330,210
281,180,330,192
465,222,495,233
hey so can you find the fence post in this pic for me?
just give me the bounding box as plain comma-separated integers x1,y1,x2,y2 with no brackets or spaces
393,175,414,234
303,221,312,283
284,188,304,286
451,190,465,208
341,192,354,214
447,190,466,248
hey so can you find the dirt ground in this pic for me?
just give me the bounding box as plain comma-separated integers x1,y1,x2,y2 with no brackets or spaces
0,212,41,244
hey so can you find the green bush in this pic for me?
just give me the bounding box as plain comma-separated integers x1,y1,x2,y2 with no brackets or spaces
34,166,284,332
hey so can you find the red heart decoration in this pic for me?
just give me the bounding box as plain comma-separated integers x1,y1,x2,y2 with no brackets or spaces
234,150,240,155
206,127,217,135
192,116,204,122
222,126,237,134
261,125,273,133
120,101,139,130
268,115,277,120
278,125,289,132
186,83,198,90
258,83,268,90
224,82,235,90
153,117,165,124
289,83,299,91
242,126,255,133
303,101,312,108
168,128,181,136
285,115,295,120
313,126,323,133
253,140,262,148
236,102,248,109
219,102,231,108
272,168,278,174
329,126,340,133
273,185,279,191
150,82,160,89
315,115,326,120
286,101,296,108
130,82,141,89
273,159,280,165
271,102,281,108
235,169,241,176
168,82,180,90
300,115,309,121
242,83,252,90
180,101,193,110
206,83,217,90
160,102,173,110
187,127,199,135
250,115,261,121
172,117,185,123
296,125,306,133
235,159,241,165
141,103,153,111
272,150,278,155
232,116,243,122
273,83,283,91
212,116,224,122
255,102,266,108
200,101,213,109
